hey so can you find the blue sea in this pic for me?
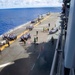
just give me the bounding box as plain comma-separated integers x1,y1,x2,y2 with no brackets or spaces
0,7,61,35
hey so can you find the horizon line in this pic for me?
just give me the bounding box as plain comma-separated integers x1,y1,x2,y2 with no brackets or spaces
0,6,62,9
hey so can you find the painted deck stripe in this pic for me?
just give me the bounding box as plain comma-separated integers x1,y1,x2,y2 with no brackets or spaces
0,15,50,51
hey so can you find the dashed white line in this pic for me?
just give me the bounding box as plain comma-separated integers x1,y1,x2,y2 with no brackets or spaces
37,53,40,59
0,62,14,68
31,53,41,71
31,63,35,70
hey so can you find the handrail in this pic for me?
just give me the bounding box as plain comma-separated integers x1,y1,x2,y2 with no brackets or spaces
70,69,75,75
50,33,61,75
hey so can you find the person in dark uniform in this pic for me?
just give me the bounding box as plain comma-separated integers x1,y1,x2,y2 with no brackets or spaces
48,23,50,27
34,37,36,45
36,31,38,35
51,36,54,45
36,36,38,42
22,38,26,45
6,38,10,47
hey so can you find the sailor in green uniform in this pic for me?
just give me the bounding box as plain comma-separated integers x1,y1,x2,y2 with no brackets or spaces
34,37,36,44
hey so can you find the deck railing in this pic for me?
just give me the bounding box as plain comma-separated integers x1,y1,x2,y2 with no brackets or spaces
50,19,64,75
50,33,63,75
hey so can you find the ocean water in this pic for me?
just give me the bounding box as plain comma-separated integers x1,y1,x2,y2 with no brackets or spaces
0,7,61,35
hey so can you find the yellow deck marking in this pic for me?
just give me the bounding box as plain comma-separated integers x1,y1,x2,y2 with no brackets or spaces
17,29,29,39
0,15,50,51
34,15,50,27
0,30,29,51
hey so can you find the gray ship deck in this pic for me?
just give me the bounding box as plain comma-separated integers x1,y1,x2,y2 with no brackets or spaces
0,13,61,75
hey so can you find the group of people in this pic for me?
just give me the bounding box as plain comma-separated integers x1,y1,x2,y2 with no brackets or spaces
0,22,53,53
33,23,54,45
43,23,50,32
22,31,39,47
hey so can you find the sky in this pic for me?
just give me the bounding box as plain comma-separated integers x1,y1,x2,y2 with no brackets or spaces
0,0,63,9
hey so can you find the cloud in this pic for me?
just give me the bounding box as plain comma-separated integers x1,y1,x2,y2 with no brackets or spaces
0,0,63,9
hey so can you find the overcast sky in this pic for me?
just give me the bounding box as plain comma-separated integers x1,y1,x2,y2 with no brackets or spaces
0,0,63,9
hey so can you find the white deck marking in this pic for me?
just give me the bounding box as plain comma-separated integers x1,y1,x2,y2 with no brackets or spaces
31,63,35,70
37,53,40,59
0,62,14,68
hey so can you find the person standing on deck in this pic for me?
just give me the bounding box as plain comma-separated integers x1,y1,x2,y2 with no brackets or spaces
51,36,54,45
36,36,38,42
22,38,26,45
36,31,38,35
6,38,10,47
48,23,50,27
